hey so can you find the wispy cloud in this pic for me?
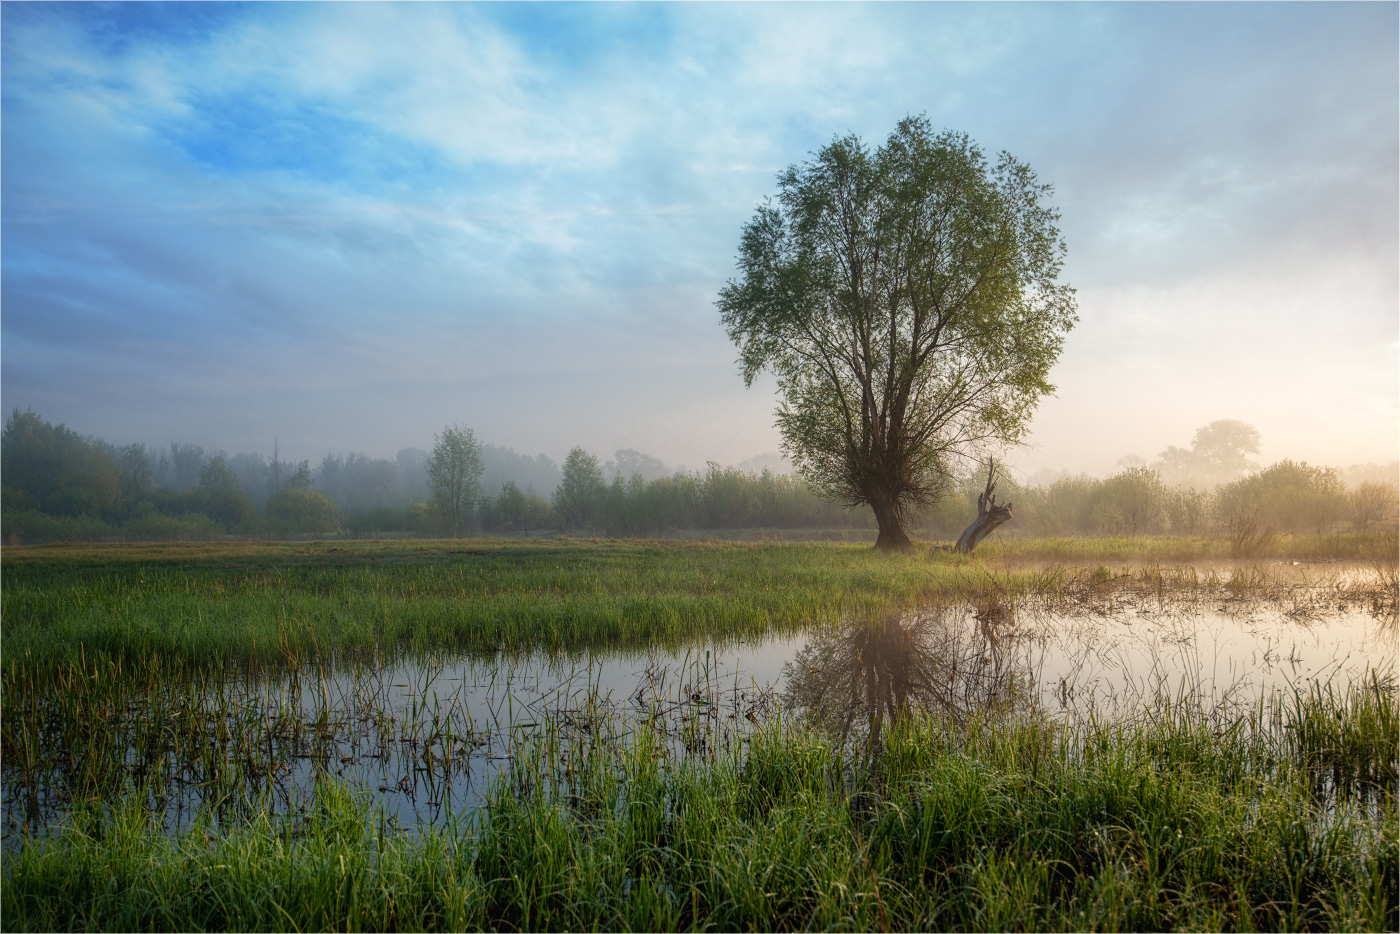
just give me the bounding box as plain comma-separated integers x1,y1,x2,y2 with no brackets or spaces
3,2,1395,469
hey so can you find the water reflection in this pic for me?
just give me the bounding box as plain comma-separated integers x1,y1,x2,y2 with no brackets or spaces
5,566,1394,848
783,600,1035,759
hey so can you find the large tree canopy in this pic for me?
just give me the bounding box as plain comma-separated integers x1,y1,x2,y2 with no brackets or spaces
718,117,1077,550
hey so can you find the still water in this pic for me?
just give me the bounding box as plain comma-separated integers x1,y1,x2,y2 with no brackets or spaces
3,569,1395,848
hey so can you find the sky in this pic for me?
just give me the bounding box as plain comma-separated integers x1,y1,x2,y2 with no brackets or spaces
3,2,1396,479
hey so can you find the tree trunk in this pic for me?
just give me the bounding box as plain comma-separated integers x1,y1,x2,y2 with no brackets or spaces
872,497,913,552
952,461,1013,554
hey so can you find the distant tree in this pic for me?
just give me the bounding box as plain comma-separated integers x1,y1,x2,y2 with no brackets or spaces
1191,420,1260,483
395,448,431,503
1153,444,1199,488
199,453,240,493
1,409,122,518
608,449,669,484
478,445,562,499
265,440,312,498
315,453,399,512
1155,419,1260,489
198,452,257,532
117,443,154,505
227,452,269,507
483,480,553,532
718,117,1077,549
164,443,206,491
427,424,484,537
554,447,607,530
284,460,312,490
1087,466,1167,536
1164,486,1213,536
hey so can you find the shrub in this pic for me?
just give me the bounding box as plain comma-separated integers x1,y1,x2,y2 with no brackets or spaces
120,511,222,542
265,489,341,536
1,509,112,545
1217,460,1348,536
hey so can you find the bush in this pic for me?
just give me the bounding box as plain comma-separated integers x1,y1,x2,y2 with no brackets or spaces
1350,481,1399,532
265,489,341,536
1216,460,1348,536
1085,467,1168,536
1,509,112,545
482,482,553,533
120,511,222,542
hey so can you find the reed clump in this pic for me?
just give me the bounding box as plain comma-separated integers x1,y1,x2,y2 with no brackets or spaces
4,682,1394,932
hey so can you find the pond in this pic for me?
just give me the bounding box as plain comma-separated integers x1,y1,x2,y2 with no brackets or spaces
3,564,1394,851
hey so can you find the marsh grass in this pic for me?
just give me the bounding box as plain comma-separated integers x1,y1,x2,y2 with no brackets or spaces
6,537,1394,678
979,530,1398,564
3,538,1396,931
4,680,1395,932
3,540,951,674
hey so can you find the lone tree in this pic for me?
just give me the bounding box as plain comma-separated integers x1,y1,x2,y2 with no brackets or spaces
427,423,483,537
718,117,1077,550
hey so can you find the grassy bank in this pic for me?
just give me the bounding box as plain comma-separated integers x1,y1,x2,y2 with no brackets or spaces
2,539,940,674
4,679,1395,932
5,535,1395,677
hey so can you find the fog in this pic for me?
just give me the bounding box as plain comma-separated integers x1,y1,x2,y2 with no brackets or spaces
3,4,1396,480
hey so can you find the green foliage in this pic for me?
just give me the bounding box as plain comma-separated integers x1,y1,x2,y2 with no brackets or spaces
553,447,607,530
1217,459,1349,536
427,424,484,537
718,116,1077,545
3,695,1394,932
197,453,239,493
481,481,552,532
2,408,123,519
1083,466,1168,535
265,488,341,536
118,510,222,542
1,510,114,545
921,458,1385,543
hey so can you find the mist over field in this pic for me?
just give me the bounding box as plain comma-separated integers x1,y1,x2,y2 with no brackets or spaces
2,3,1395,482
4,8,1399,926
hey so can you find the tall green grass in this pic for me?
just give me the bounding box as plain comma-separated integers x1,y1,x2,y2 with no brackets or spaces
0,539,1054,676
5,679,1395,932
7,537,1393,679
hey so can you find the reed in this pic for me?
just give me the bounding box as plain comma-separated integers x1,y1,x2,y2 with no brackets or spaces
4,682,1394,932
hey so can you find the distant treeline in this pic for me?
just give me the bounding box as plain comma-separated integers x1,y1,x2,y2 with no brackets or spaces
919,463,1399,543
0,410,864,543
1,409,1394,545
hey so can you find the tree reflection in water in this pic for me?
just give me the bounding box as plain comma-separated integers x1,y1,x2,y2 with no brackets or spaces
783,598,1034,762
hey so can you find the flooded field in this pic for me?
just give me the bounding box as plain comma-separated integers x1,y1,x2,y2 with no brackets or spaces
2,543,1396,931
6,562,1394,850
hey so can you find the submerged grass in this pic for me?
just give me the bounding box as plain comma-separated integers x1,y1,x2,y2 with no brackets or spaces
4,681,1395,932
